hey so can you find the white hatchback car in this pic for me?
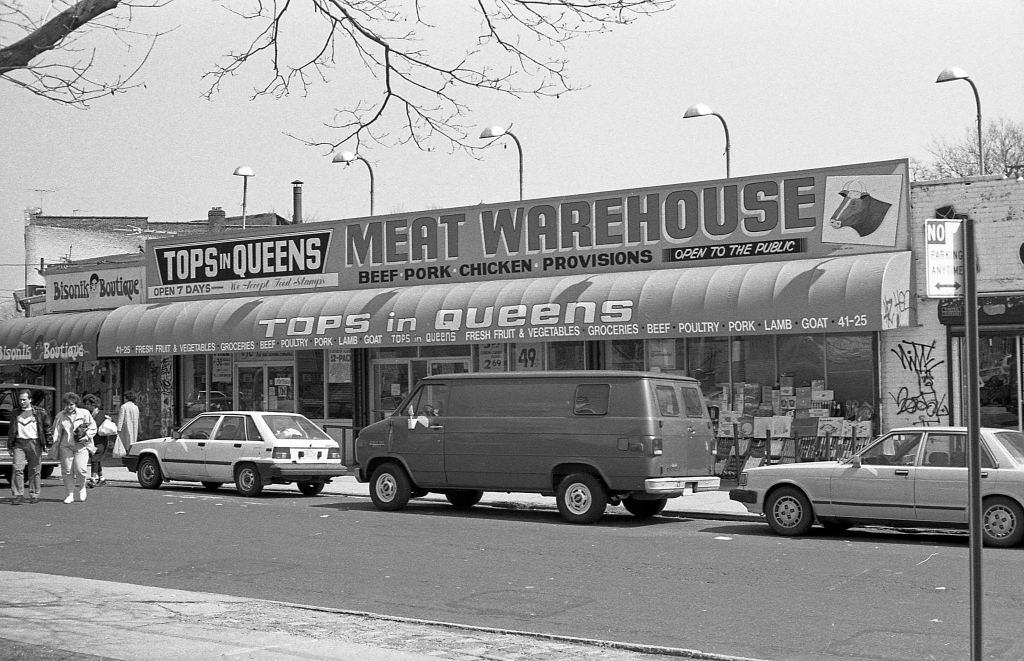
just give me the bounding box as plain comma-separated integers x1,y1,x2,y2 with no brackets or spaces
123,411,347,497
730,426,1024,547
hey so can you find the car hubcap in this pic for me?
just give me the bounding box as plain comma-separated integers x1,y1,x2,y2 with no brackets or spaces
774,497,802,528
141,463,154,482
565,483,592,515
985,505,1016,539
376,474,396,502
239,470,254,490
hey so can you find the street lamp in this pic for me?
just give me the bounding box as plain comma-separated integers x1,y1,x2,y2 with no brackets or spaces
683,104,731,178
332,151,375,216
480,125,524,200
232,166,254,229
935,66,984,176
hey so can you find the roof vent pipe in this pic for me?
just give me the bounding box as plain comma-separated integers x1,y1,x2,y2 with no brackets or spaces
292,180,303,224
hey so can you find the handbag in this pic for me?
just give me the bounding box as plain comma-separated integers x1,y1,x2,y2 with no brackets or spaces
112,436,127,459
97,416,118,436
73,422,97,455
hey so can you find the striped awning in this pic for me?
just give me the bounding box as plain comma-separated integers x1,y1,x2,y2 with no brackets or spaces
97,251,912,356
0,310,111,363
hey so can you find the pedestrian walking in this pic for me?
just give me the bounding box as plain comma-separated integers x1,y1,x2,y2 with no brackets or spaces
116,390,140,453
7,389,52,505
82,394,113,488
51,392,96,504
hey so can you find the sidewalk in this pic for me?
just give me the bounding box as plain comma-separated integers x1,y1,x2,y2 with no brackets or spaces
99,465,759,522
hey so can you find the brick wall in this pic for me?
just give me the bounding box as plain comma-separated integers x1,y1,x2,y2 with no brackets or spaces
880,177,1024,429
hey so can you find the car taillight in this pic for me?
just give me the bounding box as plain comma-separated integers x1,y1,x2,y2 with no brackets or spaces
271,447,290,459
328,447,340,459
650,437,663,456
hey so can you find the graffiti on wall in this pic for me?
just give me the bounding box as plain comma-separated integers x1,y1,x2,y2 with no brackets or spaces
889,339,949,425
882,288,911,329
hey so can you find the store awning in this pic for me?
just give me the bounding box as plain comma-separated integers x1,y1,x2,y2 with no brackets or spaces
0,309,111,363
98,251,912,356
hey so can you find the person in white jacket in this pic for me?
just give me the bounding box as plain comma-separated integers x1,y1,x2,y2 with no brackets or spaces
116,390,140,452
51,392,97,504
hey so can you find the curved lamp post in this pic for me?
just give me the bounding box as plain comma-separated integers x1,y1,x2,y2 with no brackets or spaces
683,104,731,179
935,67,984,176
480,125,524,199
332,151,375,216
232,166,255,229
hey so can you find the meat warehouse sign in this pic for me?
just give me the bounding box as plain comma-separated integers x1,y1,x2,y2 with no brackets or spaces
145,159,909,301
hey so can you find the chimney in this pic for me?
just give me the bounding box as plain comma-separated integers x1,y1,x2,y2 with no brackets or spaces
292,180,303,224
208,206,227,233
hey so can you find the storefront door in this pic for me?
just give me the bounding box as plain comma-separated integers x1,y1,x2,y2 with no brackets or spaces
236,362,296,412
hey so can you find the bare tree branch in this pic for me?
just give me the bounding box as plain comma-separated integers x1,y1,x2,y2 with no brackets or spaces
0,0,169,107
925,116,1024,179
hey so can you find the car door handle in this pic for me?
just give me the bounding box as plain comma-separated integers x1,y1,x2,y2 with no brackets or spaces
895,469,910,476
981,471,989,478
429,425,444,430
197,442,206,447
233,443,242,448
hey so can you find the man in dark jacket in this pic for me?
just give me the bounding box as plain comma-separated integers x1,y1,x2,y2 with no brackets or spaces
7,389,53,504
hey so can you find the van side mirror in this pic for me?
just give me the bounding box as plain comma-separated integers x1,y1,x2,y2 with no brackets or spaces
406,405,415,417
707,405,719,422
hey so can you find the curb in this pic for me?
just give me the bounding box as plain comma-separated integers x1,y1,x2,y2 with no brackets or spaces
99,471,761,523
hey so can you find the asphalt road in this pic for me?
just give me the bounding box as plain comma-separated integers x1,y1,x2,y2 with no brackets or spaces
4,480,1024,660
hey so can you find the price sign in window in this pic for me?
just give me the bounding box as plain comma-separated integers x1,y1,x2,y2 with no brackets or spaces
512,343,545,372
478,344,506,372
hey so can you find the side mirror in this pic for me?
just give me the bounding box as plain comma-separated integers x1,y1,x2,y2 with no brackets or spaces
406,405,415,416
850,454,861,468
171,429,182,440
707,405,720,422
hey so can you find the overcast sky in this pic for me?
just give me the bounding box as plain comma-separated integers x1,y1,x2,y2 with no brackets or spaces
1,1,1022,292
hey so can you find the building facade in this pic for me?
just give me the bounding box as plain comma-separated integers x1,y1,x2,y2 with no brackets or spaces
1,160,1019,459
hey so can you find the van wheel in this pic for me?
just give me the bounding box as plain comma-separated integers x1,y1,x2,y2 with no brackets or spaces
298,481,325,496
446,489,483,510
623,497,667,519
982,496,1024,547
137,456,163,489
370,464,412,511
556,473,607,524
765,486,814,536
235,464,264,497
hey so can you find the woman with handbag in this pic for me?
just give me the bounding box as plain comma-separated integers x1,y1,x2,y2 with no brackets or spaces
83,394,116,488
51,392,96,504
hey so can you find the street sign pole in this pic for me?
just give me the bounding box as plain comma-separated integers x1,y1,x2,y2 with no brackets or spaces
963,216,983,661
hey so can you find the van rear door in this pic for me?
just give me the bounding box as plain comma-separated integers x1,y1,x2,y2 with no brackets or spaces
650,381,714,477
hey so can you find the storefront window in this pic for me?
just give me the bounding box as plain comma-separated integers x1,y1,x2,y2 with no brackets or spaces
327,349,354,419
604,339,643,371
687,338,729,408
475,343,508,372
62,359,121,415
0,363,51,385
550,341,586,370
979,334,1019,429
825,334,877,418
297,350,325,419
735,336,775,386
777,335,826,388
181,354,208,418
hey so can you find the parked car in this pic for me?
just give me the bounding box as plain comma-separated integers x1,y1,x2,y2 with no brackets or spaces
730,426,1024,547
0,384,58,483
122,411,348,497
356,371,719,523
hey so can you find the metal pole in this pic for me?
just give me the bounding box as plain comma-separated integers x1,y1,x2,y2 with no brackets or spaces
962,215,983,661
714,112,731,179
241,176,249,230
363,158,375,216
506,131,524,200
965,79,983,175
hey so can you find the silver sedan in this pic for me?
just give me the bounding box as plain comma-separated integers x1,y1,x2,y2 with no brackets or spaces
730,426,1024,547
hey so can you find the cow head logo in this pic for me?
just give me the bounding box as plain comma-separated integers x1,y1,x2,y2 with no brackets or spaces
828,180,892,237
